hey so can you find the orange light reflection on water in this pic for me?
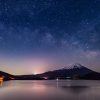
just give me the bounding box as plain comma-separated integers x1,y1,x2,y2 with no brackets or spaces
0,80,3,87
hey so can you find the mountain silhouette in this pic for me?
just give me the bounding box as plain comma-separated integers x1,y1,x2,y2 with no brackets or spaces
0,71,14,81
0,71,43,81
37,63,97,79
0,63,100,80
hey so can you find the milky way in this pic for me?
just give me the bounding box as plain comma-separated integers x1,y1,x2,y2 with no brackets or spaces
0,0,100,74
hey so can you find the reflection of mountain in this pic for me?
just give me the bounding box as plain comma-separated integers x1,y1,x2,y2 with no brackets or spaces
61,86,89,94
1,63,100,80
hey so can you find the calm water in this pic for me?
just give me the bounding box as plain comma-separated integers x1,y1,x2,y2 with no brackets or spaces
0,80,100,100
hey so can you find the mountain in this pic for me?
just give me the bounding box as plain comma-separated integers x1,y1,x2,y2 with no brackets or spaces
81,72,100,80
0,63,100,80
14,75,44,80
0,71,43,81
0,71,14,81
37,63,97,79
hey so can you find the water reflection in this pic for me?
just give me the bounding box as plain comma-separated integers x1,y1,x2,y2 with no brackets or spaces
0,80,100,100
61,86,89,94
0,80,3,87
56,80,90,94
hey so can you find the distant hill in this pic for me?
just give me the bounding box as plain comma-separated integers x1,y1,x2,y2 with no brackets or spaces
0,71,14,81
0,71,43,81
14,75,44,80
0,63,100,80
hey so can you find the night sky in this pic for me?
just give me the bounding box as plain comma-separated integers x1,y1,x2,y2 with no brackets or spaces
0,0,100,74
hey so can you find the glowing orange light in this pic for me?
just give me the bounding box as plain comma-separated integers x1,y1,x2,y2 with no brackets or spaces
0,75,4,81
0,77,3,80
0,75,4,87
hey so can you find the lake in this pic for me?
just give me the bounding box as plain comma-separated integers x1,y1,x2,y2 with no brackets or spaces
0,80,100,100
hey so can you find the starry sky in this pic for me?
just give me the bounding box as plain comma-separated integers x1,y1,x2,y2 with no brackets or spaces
0,0,100,75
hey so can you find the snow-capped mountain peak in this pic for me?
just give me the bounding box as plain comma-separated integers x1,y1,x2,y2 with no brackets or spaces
66,63,84,69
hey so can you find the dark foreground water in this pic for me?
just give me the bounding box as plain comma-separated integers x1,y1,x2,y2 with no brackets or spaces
0,80,100,100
